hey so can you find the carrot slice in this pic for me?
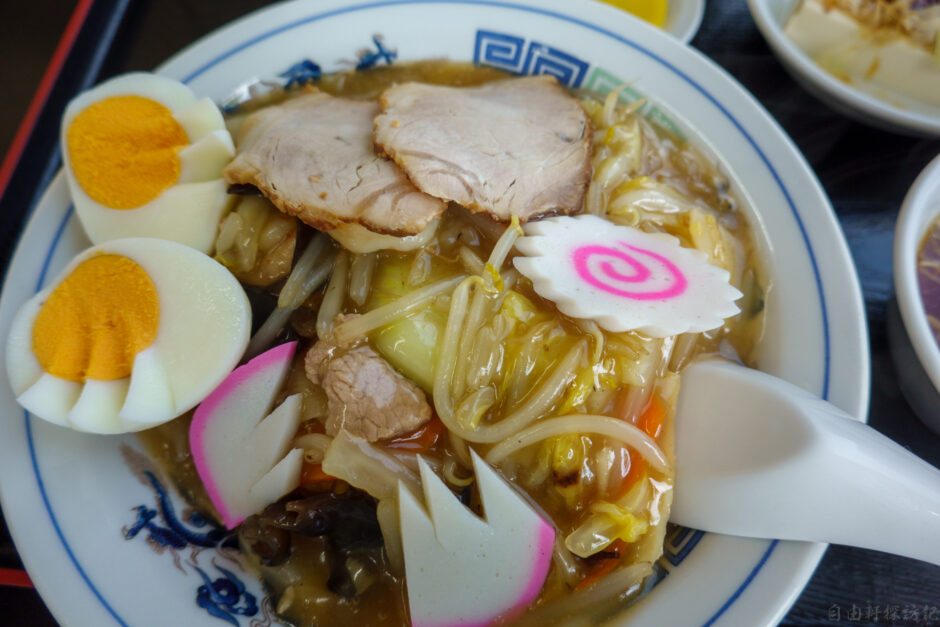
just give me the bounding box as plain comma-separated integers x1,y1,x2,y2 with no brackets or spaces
575,539,627,591
639,394,665,440
616,395,666,498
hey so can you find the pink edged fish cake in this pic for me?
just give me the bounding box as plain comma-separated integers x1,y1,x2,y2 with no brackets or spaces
190,342,304,528
513,214,742,337
399,451,554,627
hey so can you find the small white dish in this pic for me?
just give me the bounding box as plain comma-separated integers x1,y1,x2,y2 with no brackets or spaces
592,0,705,43
666,0,706,43
748,0,940,137
892,154,940,434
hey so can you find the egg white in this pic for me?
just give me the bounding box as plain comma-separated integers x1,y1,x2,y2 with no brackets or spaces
61,73,236,254
6,238,252,434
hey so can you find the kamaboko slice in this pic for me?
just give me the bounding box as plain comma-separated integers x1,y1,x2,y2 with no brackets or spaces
190,341,304,528
399,451,554,626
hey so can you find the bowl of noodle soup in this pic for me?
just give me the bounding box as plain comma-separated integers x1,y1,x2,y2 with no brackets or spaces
0,1,869,626
892,154,940,435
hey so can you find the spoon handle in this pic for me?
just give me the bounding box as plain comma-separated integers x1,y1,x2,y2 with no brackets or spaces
672,361,940,566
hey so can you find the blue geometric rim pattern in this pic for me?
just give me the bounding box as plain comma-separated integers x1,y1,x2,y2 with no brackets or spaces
19,1,832,626
474,30,589,87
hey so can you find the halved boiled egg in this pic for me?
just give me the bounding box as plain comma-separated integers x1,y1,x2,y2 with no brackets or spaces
6,238,251,433
61,73,236,254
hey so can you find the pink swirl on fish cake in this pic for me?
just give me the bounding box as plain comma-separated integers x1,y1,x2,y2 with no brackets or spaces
572,241,688,301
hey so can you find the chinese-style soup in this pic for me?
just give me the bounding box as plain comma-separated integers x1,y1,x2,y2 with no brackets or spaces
139,61,767,626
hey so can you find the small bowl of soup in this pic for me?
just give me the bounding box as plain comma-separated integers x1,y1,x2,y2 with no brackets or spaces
892,153,940,434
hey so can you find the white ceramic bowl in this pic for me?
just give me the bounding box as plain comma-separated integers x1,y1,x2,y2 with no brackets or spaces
748,0,940,137
892,154,940,434
0,1,869,626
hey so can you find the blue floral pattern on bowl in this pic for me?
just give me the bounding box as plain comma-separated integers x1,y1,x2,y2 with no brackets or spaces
194,563,259,627
121,445,282,626
123,470,234,552
221,36,398,113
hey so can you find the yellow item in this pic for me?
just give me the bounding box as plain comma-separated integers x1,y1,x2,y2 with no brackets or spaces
600,0,669,28
484,262,505,291
67,95,188,209
558,366,595,414
499,291,538,323
32,254,159,381
591,501,650,543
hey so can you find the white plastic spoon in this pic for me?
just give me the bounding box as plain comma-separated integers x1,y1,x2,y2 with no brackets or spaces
671,359,940,566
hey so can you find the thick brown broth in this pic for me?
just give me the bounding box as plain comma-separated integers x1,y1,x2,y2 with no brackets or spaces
141,60,767,627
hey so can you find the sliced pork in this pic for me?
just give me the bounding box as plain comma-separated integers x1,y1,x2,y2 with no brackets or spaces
305,316,431,442
224,92,446,236
374,75,592,222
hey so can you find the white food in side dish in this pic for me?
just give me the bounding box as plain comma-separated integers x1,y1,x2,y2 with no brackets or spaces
784,0,940,107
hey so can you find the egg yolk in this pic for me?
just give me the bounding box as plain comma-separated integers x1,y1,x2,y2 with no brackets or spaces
67,95,188,209
32,254,159,382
